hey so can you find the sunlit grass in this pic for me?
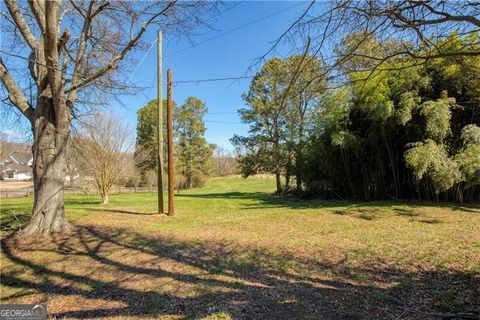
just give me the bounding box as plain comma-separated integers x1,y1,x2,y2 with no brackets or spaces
1,176,479,318
2,176,480,269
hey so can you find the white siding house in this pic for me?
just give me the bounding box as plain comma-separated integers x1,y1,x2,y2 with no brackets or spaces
1,152,33,181
1,151,78,183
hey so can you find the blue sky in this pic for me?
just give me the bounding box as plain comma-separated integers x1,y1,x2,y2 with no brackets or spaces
1,1,314,149
114,1,313,150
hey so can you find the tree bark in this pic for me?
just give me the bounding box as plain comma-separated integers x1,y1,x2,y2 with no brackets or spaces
296,132,304,192
296,108,306,193
295,152,302,192
102,193,109,204
20,97,71,236
285,159,291,190
275,171,282,194
285,172,290,190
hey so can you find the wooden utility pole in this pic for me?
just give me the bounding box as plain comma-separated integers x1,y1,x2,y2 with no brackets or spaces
167,69,175,216
157,30,164,214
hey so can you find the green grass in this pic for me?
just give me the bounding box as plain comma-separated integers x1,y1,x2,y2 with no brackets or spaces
1,176,479,319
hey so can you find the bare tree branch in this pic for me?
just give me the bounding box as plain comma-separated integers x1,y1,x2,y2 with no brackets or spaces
66,0,97,103
44,0,63,111
65,1,177,94
0,58,35,124
258,1,316,63
4,0,38,50
27,0,46,35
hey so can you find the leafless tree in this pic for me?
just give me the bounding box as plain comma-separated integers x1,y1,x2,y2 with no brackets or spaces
0,0,212,235
71,113,132,204
340,1,480,58
125,150,148,192
0,132,30,162
0,145,11,164
144,169,158,195
213,146,238,177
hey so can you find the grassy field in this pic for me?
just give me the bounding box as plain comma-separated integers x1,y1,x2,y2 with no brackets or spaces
1,176,479,319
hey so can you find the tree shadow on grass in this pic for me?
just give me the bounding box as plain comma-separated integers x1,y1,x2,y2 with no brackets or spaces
0,197,101,230
179,192,345,211
1,226,479,319
0,206,31,230
65,197,103,206
180,192,480,214
451,206,480,214
89,208,158,216
332,209,380,221
179,192,269,201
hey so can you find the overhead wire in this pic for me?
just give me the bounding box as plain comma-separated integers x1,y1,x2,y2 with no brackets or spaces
174,75,255,84
1,1,308,93
205,120,243,125
4,48,480,106
164,2,306,58
7,2,476,128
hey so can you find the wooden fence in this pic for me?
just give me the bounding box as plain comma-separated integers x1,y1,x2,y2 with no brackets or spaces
0,186,158,198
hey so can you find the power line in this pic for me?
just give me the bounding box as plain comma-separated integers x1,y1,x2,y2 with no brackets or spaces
125,1,248,84
172,64,328,85
7,47,479,109
0,48,158,105
100,0,286,95
204,1,247,24
165,2,306,58
1,47,325,103
1,1,308,102
127,39,158,82
206,111,238,114
111,0,301,85
205,120,243,125
0,49,70,75
174,75,254,84
0,48,380,99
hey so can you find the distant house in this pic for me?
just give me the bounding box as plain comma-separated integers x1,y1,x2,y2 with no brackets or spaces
1,152,33,181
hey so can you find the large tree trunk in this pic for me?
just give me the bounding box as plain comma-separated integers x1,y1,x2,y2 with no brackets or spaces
102,193,110,205
19,1,72,235
99,183,111,204
20,98,71,236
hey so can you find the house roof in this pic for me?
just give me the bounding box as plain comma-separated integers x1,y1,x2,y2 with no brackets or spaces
2,163,32,173
9,152,33,165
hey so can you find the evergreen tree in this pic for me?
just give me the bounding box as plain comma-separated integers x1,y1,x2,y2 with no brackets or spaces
175,97,214,188
232,56,325,193
134,99,169,175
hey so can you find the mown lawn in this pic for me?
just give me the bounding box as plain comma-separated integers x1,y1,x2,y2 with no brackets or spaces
1,176,479,319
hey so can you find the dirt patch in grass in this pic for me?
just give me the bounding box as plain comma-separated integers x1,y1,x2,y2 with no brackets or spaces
0,181,33,190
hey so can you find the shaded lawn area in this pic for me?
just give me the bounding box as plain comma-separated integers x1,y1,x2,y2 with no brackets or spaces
1,176,479,319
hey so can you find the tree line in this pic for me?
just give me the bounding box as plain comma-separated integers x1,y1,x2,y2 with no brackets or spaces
67,96,229,204
233,32,480,202
2,0,477,236
1,98,230,206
